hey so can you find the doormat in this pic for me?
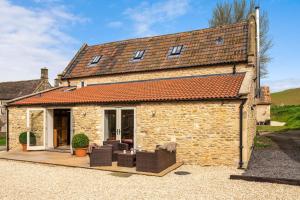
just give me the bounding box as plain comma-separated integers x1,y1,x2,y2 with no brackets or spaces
109,172,133,178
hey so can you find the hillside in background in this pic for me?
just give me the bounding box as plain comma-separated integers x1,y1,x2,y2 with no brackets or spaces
271,88,300,105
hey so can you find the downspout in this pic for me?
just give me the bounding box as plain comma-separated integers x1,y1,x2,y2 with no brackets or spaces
239,99,246,169
255,6,260,98
5,105,9,151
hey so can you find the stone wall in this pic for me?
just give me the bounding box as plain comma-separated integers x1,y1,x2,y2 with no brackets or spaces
136,101,241,166
8,99,255,167
62,63,253,87
242,80,257,168
72,106,103,143
256,104,271,124
8,107,27,150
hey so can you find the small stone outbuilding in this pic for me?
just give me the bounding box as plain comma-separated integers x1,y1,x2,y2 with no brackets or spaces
256,86,271,125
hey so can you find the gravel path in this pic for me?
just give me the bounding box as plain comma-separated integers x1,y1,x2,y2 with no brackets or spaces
244,130,300,180
0,160,299,200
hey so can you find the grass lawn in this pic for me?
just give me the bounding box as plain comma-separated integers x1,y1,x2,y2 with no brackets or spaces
254,135,273,148
0,136,6,146
257,105,300,133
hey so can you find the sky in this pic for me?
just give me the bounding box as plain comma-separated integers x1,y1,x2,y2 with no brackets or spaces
0,0,299,92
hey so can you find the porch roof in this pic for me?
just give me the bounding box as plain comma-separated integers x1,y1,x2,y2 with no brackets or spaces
9,73,245,106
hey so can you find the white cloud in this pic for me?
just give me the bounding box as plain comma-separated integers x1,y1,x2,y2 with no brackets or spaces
0,0,83,83
107,21,123,28
262,78,300,92
124,0,189,36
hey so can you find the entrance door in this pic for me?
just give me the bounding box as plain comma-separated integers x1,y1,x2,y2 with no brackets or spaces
104,108,135,148
27,108,46,150
53,109,71,149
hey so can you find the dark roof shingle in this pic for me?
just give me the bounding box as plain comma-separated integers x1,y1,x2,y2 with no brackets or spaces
11,73,245,106
63,22,249,79
0,79,42,100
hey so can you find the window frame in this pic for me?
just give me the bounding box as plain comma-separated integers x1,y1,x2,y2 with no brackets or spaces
169,45,183,56
133,50,145,60
89,55,102,65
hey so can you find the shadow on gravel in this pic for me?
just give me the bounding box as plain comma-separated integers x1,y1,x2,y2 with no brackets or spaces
241,130,300,181
266,131,300,163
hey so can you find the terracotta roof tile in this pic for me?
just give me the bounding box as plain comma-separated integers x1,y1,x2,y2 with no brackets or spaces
63,22,248,79
10,73,245,106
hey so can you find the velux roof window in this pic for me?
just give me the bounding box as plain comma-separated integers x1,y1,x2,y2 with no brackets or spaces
170,45,183,56
133,50,145,60
90,55,102,65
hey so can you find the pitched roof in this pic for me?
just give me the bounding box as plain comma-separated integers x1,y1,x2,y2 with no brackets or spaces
0,79,42,100
10,73,245,106
62,21,249,79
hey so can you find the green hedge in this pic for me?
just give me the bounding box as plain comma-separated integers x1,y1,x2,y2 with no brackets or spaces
72,133,89,149
19,132,36,145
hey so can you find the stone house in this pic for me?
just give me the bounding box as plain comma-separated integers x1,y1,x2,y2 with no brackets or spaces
0,68,51,133
256,86,271,125
7,15,259,168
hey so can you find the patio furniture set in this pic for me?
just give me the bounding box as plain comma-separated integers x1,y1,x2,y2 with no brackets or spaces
89,140,176,173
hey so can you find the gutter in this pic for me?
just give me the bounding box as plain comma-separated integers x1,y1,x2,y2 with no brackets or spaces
239,99,247,169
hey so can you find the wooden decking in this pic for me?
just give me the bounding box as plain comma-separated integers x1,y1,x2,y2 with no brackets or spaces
0,150,183,177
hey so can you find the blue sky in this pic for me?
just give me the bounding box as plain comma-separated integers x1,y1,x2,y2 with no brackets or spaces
0,0,299,92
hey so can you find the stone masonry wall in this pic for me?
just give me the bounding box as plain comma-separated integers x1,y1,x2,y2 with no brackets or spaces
8,107,27,150
136,101,241,166
62,64,253,86
72,106,103,143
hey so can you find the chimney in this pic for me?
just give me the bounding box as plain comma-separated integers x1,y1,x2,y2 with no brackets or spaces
41,67,48,80
55,73,63,87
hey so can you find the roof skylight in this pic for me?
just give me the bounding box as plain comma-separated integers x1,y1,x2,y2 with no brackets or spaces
90,55,102,65
170,45,183,56
133,50,145,60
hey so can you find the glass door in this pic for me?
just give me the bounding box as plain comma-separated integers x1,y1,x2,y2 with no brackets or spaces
120,109,134,149
27,108,46,150
104,109,119,141
103,108,135,148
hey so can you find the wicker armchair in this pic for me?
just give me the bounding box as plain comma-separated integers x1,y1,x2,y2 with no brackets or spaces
103,140,129,161
136,149,176,173
89,145,113,167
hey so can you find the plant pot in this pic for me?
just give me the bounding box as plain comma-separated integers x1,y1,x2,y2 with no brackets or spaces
74,148,87,157
21,144,27,152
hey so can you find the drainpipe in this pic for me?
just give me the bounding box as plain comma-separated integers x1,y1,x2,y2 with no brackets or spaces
239,99,246,169
255,6,260,98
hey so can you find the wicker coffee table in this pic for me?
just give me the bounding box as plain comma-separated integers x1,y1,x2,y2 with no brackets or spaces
117,152,136,167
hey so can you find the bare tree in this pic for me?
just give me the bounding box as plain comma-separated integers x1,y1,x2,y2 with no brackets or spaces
209,0,272,78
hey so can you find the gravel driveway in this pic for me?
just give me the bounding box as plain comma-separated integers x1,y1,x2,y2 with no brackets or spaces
0,160,299,200
244,130,300,180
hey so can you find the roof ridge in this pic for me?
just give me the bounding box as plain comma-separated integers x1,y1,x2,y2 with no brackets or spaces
0,79,41,84
87,21,248,47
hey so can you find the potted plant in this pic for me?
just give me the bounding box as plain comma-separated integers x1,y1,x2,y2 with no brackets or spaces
19,132,36,151
72,133,89,157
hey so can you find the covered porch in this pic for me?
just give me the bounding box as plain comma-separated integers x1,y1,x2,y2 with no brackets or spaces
0,150,182,177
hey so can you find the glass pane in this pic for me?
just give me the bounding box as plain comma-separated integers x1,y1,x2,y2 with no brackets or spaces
121,109,134,149
104,110,116,141
29,110,44,147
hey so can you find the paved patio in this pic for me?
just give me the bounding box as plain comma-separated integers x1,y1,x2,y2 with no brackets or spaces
0,150,182,177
